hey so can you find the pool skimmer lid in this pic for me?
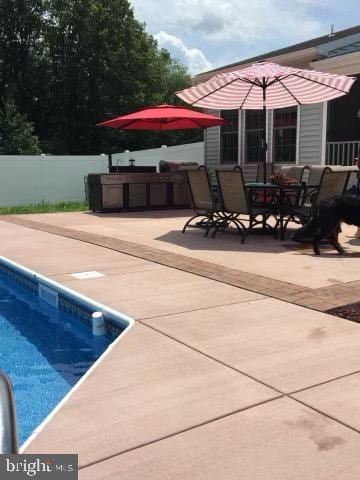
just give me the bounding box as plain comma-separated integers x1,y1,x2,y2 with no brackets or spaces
70,271,105,280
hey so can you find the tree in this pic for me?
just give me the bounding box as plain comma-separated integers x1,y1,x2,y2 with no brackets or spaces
0,0,45,105
38,0,197,154
114,52,201,153
0,100,42,154
0,0,198,154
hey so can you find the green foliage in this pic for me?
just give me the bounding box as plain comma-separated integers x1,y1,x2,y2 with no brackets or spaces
0,201,87,214
0,0,197,154
0,0,45,103
0,100,42,154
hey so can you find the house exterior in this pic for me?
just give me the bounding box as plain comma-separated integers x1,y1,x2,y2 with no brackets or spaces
195,25,360,180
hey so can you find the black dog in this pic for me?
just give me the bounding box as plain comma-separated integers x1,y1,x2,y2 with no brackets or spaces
292,195,360,255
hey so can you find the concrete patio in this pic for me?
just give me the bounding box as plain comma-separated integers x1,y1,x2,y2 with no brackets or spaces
1,210,360,479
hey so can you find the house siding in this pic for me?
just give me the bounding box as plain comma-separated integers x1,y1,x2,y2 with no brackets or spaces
200,26,360,175
298,103,325,165
206,104,325,178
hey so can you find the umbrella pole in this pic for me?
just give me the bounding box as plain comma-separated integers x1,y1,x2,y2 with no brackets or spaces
262,84,267,183
261,84,268,232
108,151,113,173
107,129,113,173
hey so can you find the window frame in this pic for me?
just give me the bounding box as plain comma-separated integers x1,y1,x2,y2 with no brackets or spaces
244,110,266,163
272,106,298,164
220,110,239,164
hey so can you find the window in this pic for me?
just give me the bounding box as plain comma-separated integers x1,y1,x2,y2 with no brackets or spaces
273,107,297,163
245,110,265,163
327,75,360,142
220,110,238,164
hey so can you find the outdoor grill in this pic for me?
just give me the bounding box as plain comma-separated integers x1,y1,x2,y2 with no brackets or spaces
87,172,189,212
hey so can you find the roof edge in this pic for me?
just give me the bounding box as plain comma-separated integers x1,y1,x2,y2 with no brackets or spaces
195,24,360,80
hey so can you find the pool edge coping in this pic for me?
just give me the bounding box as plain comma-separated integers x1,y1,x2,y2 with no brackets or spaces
0,256,135,452
20,319,134,452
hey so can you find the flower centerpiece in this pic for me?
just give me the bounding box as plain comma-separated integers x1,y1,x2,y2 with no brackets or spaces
269,172,297,186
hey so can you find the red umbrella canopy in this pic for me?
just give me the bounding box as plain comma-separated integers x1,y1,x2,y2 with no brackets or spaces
97,104,225,130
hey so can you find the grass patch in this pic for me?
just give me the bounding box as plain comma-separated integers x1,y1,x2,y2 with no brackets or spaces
0,201,88,215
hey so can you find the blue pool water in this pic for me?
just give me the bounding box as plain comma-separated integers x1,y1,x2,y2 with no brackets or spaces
0,272,111,445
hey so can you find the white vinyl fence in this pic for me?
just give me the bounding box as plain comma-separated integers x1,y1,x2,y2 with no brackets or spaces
0,142,204,206
112,142,204,168
0,155,108,206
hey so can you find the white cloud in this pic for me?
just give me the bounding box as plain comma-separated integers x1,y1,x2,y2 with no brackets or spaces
131,0,323,43
155,31,212,74
169,0,322,43
130,0,357,74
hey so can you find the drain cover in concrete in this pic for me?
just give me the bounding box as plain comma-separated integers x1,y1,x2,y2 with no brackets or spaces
70,271,105,279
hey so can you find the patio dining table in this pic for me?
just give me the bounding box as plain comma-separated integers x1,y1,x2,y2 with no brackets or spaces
245,182,319,240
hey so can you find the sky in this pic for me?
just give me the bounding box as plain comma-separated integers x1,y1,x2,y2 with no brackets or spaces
129,0,360,75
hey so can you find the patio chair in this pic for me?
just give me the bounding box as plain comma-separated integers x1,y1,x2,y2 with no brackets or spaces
307,166,331,186
327,166,359,194
285,166,332,214
182,166,218,237
215,166,271,243
283,169,350,234
277,165,309,183
273,165,310,210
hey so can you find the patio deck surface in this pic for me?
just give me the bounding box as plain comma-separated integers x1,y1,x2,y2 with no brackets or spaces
1,211,360,479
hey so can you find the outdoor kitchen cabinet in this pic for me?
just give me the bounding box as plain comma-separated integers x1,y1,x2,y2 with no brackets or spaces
87,173,189,212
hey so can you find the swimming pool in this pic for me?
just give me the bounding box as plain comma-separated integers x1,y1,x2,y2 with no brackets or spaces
0,257,133,446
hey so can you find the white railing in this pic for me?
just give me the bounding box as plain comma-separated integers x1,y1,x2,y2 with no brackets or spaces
326,141,360,166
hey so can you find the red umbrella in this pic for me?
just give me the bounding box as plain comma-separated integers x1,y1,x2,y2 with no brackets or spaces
97,104,225,130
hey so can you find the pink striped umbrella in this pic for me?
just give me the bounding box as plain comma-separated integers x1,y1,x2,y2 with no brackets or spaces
176,62,356,181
